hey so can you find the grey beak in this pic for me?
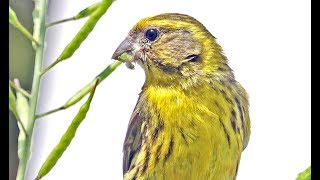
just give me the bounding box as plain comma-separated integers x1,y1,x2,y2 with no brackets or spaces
112,38,134,60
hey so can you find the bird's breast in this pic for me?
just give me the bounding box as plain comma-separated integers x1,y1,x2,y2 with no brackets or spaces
131,85,239,179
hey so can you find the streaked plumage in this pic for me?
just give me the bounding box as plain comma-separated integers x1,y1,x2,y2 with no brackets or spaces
112,13,250,180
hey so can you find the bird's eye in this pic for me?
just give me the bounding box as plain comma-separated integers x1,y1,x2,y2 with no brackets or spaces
145,29,158,41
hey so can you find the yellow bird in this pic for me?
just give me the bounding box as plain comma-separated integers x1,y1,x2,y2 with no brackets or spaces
112,13,251,180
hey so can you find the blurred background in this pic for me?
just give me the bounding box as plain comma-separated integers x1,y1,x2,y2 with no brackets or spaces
10,0,310,180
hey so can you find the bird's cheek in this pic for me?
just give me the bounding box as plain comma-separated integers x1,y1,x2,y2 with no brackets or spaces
133,48,145,62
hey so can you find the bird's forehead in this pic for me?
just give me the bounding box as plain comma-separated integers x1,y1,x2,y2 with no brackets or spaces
132,19,175,31
132,14,199,32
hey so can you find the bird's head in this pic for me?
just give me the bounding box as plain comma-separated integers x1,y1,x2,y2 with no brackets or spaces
112,13,232,88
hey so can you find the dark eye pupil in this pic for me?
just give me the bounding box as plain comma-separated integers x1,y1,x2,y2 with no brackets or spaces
145,29,158,41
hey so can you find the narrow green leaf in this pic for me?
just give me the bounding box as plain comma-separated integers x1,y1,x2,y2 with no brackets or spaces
16,87,30,131
41,0,113,75
10,83,28,137
47,2,102,27
9,80,31,98
76,2,102,19
36,79,99,180
15,80,30,163
9,6,19,26
296,166,311,180
9,6,40,46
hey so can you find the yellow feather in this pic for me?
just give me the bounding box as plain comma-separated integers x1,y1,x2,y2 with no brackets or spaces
117,13,251,180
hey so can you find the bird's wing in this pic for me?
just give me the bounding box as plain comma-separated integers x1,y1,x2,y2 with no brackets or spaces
236,82,251,151
123,99,145,174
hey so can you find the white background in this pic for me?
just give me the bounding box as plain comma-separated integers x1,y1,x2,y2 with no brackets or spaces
27,0,311,179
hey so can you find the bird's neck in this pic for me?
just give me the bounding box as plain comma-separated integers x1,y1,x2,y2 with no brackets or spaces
141,82,214,128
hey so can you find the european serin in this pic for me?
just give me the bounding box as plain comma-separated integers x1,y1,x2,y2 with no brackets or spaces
112,13,251,180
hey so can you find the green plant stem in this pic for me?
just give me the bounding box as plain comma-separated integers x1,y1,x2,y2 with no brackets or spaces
9,80,31,98
36,107,63,119
47,17,75,27
16,0,47,179
36,60,122,119
16,152,28,180
39,60,59,76
10,80,28,136
15,23,40,46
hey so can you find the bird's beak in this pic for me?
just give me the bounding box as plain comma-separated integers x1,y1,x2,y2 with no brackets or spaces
112,37,135,61
112,37,144,70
